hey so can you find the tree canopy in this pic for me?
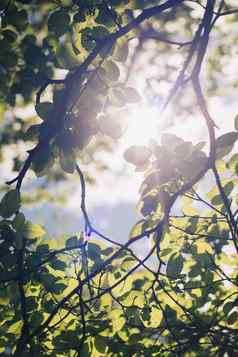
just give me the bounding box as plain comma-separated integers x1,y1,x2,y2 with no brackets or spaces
1,0,238,356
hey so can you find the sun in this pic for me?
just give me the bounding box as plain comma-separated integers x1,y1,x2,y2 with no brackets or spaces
120,104,163,148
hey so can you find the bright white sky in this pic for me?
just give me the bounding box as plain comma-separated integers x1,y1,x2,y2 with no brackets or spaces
58,93,238,250
1,66,238,251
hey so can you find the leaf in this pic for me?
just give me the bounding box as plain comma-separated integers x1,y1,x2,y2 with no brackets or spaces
223,181,234,196
32,145,54,176
35,102,54,121
8,9,28,32
124,145,152,166
166,253,184,277
59,150,76,174
0,0,9,11
227,311,238,325
141,195,158,217
0,190,21,218
14,232,24,250
114,41,129,62
22,222,46,239
73,11,86,23
211,181,234,206
26,297,38,312
56,42,81,70
88,242,101,260
2,29,17,43
129,220,144,239
223,301,234,315
50,259,66,271
80,343,91,357
161,133,184,151
24,124,41,141
235,114,238,131
95,5,117,28
124,87,141,103
48,10,70,37
109,88,125,107
99,115,123,139
101,60,120,82
228,153,238,168
12,212,25,231
175,141,193,158
65,236,78,248
30,311,44,327
51,283,67,294
94,336,108,353
215,132,238,159
81,26,109,52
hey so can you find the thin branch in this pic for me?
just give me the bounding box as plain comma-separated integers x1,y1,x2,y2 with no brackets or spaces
14,239,30,357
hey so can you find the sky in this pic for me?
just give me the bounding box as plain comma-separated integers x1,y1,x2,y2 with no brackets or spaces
17,91,238,259
1,33,238,257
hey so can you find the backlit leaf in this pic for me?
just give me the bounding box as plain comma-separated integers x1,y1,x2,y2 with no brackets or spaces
0,190,20,218
22,222,46,239
166,253,184,277
124,145,152,166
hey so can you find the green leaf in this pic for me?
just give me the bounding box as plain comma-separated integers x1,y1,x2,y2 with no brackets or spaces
99,115,123,139
81,343,91,357
88,242,101,260
35,102,54,121
129,220,144,239
0,0,9,11
65,236,78,248
175,141,193,158
0,190,20,218
8,9,28,32
24,124,41,141
30,311,44,327
227,311,238,325
223,181,234,196
223,301,234,315
234,114,238,131
114,41,129,62
2,29,17,43
211,182,234,206
124,87,141,103
48,10,70,37
73,11,86,23
26,297,38,312
101,60,120,82
211,194,223,206
56,43,81,70
13,232,24,250
32,145,54,176
12,212,25,231
22,222,46,239
161,133,184,151
50,259,67,271
95,5,117,28
59,150,76,174
215,132,238,159
124,145,152,166
109,88,125,107
166,253,184,277
51,283,67,294
216,132,238,147
94,336,108,353
81,26,109,52
141,195,158,217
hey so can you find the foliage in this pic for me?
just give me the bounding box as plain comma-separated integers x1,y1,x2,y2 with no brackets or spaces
0,0,238,356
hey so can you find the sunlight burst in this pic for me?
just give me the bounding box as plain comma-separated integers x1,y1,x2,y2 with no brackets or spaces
120,104,163,148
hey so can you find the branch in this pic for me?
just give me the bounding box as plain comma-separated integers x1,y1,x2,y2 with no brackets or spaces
212,165,238,252
14,239,30,357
